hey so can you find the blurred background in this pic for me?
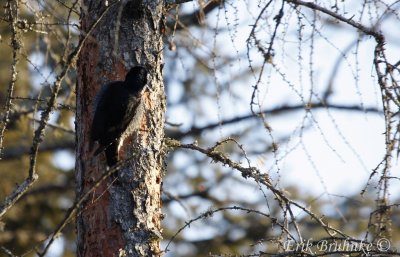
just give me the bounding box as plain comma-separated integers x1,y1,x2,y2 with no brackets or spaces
0,0,399,256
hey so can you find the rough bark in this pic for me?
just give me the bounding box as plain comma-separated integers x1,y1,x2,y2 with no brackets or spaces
76,1,165,256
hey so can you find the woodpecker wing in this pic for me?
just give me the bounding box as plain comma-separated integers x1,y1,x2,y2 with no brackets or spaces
90,66,148,167
91,81,143,158
91,82,126,151
91,83,116,143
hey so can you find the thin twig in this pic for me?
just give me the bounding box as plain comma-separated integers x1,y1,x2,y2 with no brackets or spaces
0,0,21,158
285,0,384,41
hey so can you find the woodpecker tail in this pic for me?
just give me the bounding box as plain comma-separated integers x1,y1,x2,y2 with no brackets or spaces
105,142,118,167
92,140,119,167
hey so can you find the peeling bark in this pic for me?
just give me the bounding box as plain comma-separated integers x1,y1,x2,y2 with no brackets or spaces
76,1,165,256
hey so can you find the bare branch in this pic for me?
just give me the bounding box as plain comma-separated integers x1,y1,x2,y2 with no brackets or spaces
37,148,141,256
0,246,16,257
2,139,74,160
166,0,194,4
164,206,287,253
285,0,384,41
0,175,38,218
0,0,21,158
167,138,353,239
169,103,382,139
168,0,224,29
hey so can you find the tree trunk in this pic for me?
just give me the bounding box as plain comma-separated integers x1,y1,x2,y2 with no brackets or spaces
76,1,165,256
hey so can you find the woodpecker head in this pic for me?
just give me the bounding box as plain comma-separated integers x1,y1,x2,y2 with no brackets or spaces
125,66,148,91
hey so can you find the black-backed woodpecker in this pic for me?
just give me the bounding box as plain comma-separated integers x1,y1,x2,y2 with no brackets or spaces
90,66,149,166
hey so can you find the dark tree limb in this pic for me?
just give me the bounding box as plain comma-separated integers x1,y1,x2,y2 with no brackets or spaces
168,103,382,139
2,139,74,160
285,0,384,41
167,0,224,30
166,138,372,240
0,0,21,158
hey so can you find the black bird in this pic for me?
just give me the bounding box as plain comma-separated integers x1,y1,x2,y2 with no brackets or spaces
90,66,149,166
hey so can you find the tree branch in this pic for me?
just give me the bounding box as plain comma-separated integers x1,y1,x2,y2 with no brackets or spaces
285,0,383,41
0,0,21,158
168,103,382,139
166,0,195,4
2,139,74,160
166,138,350,240
167,0,224,29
